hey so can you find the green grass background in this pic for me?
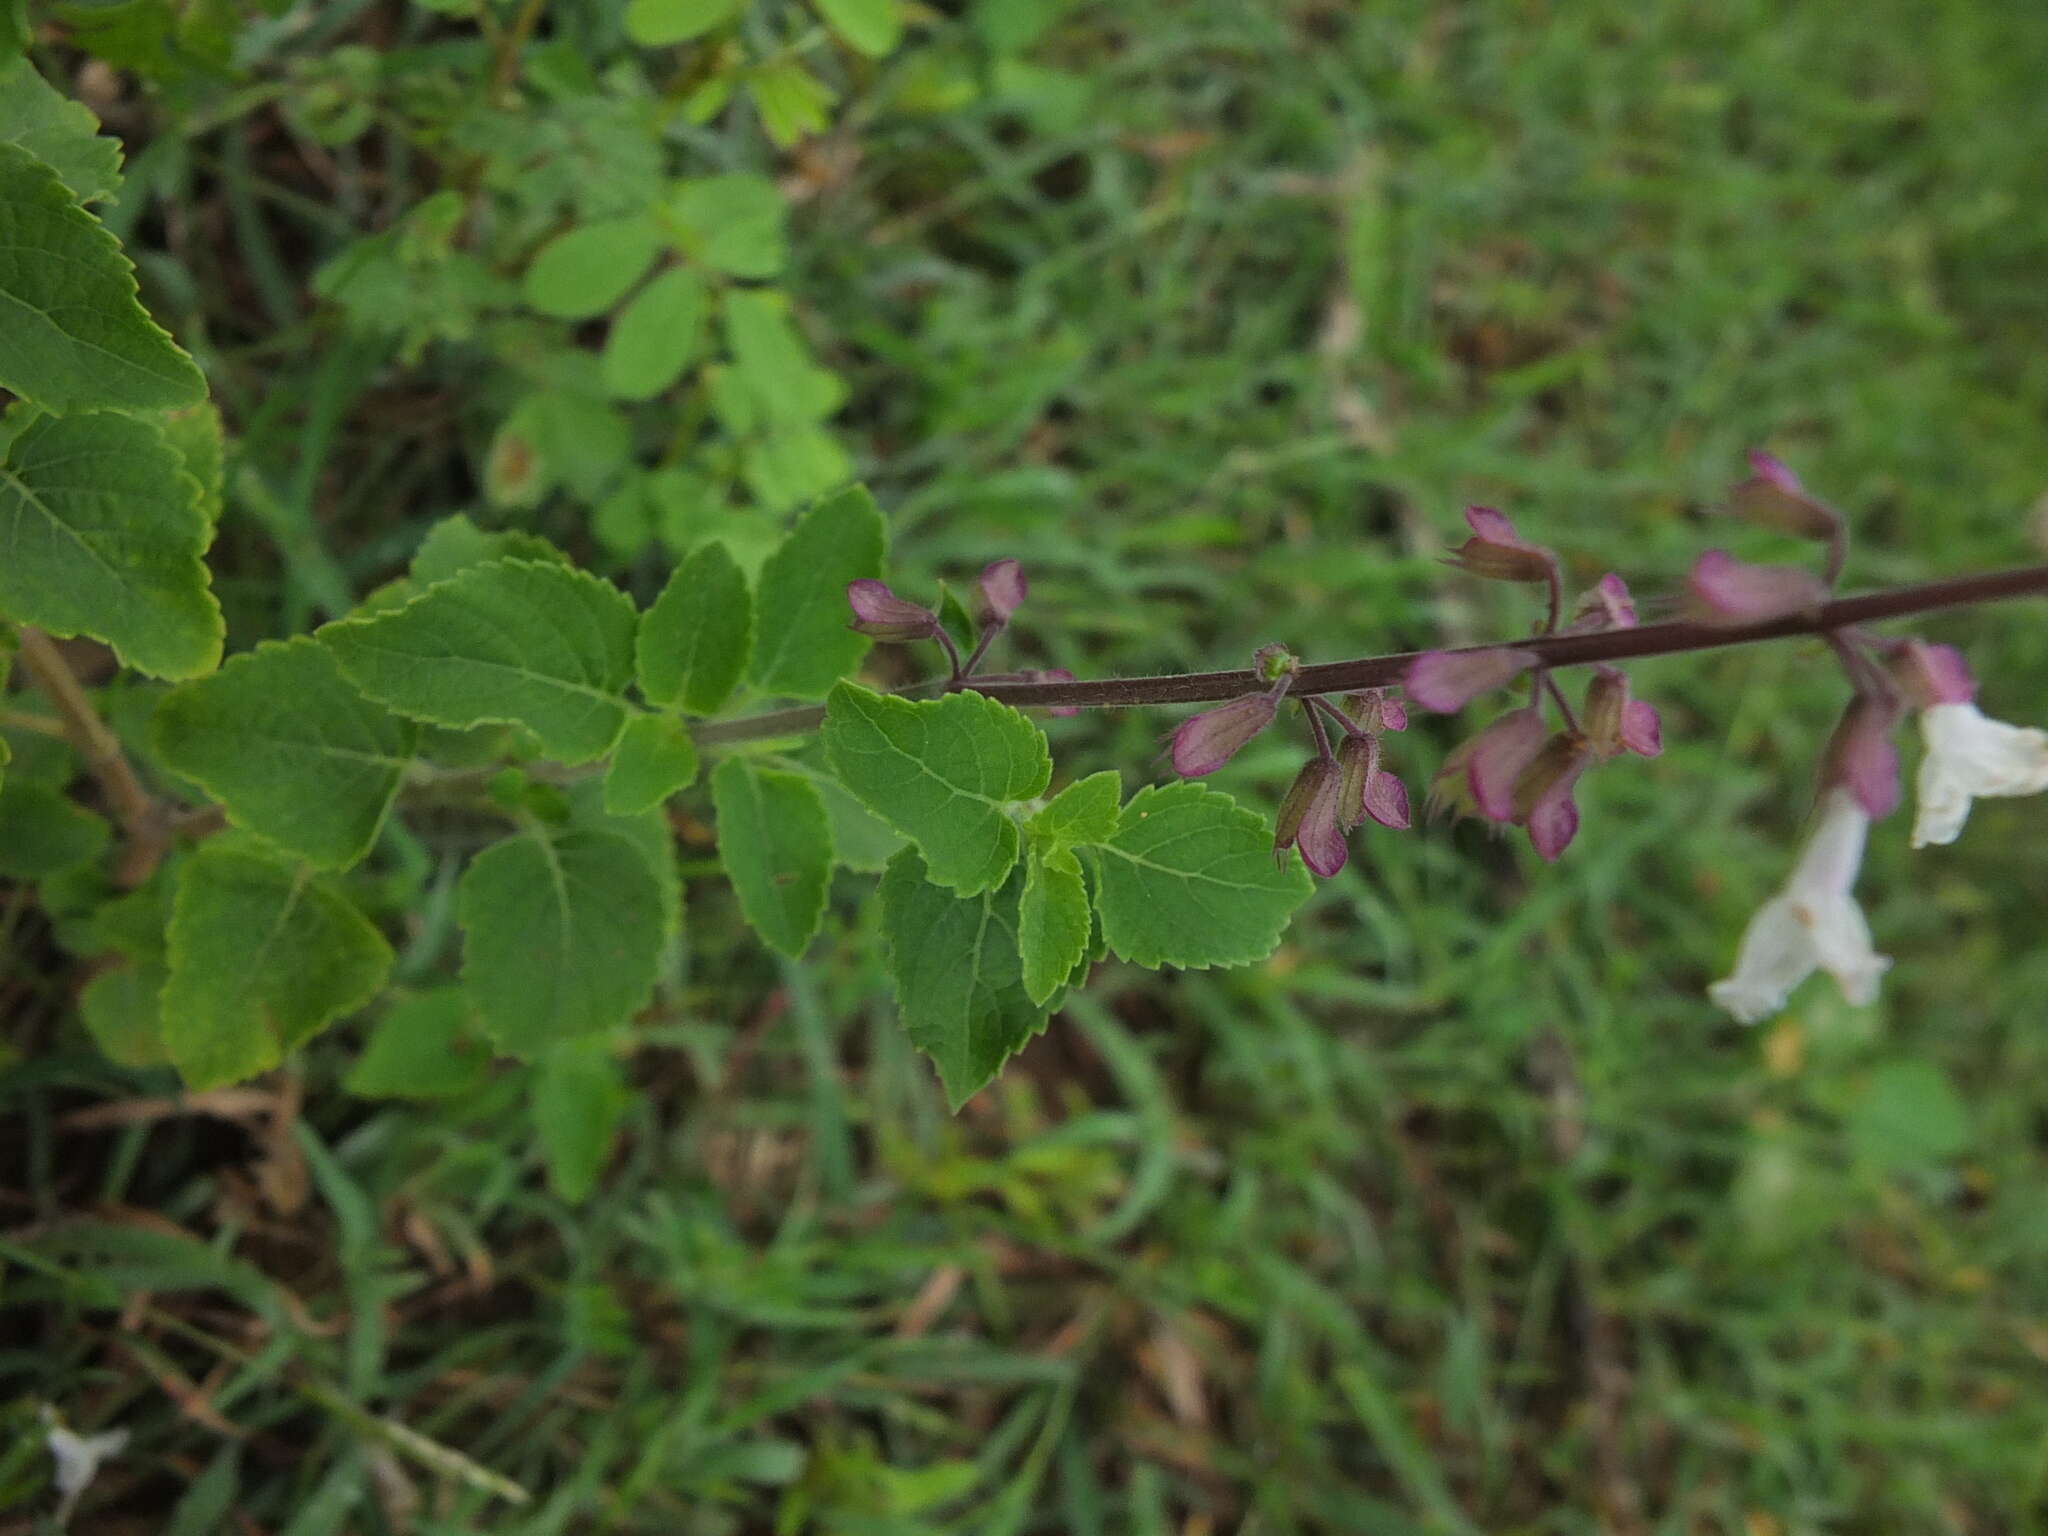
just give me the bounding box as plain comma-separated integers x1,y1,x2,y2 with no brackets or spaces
9,0,2048,1530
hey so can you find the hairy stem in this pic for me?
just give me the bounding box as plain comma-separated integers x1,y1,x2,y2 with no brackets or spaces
14,629,168,885
693,563,2048,748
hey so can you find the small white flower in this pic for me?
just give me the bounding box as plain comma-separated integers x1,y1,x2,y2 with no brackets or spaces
42,1409,129,1528
1710,789,1891,1025
1911,701,2048,848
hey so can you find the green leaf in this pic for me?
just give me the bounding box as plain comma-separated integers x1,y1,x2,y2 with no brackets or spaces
1030,770,1122,847
323,560,638,764
458,825,664,1055
1018,842,1088,1006
808,768,906,872
668,173,787,278
602,265,707,400
151,637,417,870
1090,782,1312,970
711,757,832,958
522,216,663,319
603,713,699,815
409,514,567,586
0,411,222,679
158,402,224,533
533,1041,628,1201
79,959,170,1068
625,0,744,45
344,988,489,1100
814,0,903,56
162,843,394,1090
0,142,204,413
747,57,834,147
1848,1059,1972,1169
0,780,108,877
821,682,1050,896
739,423,854,514
0,57,123,203
638,540,753,714
722,288,845,425
749,486,886,698
880,848,1045,1108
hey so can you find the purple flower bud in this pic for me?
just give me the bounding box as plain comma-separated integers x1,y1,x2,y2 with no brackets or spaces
1170,692,1279,778
1513,733,1595,862
1580,667,1663,760
1621,699,1662,758
1021,668,1081,717
1431,706,1547,821
1890,639,1975,709
1729,450,1839,542
1570,573,1638,632
1405,646,1540,713
978,559,1028,625
1363,767,1410,830
1274,756,1347,877
1338,687,1405,735
1448,505,1558,584
846,579,942,641
1684,551,1828,626
1823,695,1901,819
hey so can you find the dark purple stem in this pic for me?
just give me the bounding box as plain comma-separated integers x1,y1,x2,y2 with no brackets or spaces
693,562,2048,747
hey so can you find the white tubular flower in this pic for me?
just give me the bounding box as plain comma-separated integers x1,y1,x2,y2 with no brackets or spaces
42,1410,129,1528
1911,702,2048,848
1709,790,1891,1025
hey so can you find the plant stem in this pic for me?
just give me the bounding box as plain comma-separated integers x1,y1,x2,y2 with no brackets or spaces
14,629,168,885
692,562,2048,747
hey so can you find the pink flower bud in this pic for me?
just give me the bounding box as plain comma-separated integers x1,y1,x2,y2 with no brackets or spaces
1729,451,1839,542
1363,767,1410,830
1274,756,1348,877
1021,669,1080,717
1823,695,1901,819
846,579,942,641
1170,692,1279,778
1684,551,1827,625
1890,639,1975,708
1569,573,1638,632
1448,505,1558,584
1338,687,1405,734
1580,667,1663,760
1405,646,1540,713
1621,699,1662,757
1513,733,1595,862
1431,706,1547,822
978,559,1027,625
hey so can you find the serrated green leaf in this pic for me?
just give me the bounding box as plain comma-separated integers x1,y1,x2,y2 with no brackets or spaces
158,401,224,532
0,779,109,877
409,514,567,587
749,486,886,698
711,757,831,958
638,540,753,714
0,411,222,678
821,682,1050,896
458,825,664,1055
323,560,637,764
162,844,393,1090
604,713,699,815
533,1041,628,1201
814,0,903,56
1091,782,1312,970
808,768,906,872
0,141,204,412
625,0,744,45
668,173,787,278
0,57,123,203
344,988,489,1100
1018,842,1088,1006
603,265,707,400
522,216,663,319
79,959,169,1067
151,637,417,870
1030,770,1122,846
881,848,1045,1109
